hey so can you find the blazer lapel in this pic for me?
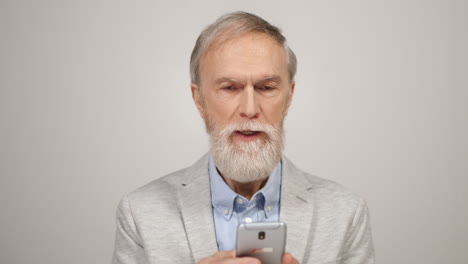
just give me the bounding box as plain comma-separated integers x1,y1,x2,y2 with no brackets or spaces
179,154,218,262
280,156,315,262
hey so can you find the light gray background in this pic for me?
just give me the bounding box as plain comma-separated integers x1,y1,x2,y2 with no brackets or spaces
0,0,466,263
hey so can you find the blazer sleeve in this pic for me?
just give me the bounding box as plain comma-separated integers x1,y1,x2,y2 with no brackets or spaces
112,196,149,264
341,198,376,264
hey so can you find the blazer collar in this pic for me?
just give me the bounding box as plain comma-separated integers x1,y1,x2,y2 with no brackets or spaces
280,155,315,262
178,153,219,262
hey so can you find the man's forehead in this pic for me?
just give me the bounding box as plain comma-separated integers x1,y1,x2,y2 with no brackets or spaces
200,33,288,84
211,33,283,56
207,31,279,53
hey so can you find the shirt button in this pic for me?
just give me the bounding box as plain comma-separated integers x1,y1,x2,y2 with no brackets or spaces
223,209,229,215
236,197,244,204
244,217,252,223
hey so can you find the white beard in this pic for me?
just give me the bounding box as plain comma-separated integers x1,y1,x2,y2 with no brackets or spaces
207,119,284,183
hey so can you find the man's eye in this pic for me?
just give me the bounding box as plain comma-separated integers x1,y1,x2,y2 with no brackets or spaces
259,86,274,91
222,86,237,91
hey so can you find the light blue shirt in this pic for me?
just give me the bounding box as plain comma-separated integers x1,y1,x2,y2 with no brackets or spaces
208,154,282,251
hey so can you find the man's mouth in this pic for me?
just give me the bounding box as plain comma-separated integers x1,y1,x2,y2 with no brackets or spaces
238,130,259,136
234,130,263,141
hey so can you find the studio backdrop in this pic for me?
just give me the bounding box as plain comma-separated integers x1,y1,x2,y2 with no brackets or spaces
0,1,466,264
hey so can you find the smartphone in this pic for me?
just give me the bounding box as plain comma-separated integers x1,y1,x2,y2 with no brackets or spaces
236,222,287,264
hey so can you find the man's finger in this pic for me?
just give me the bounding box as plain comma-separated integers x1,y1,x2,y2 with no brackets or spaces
224,257,261,264
282,252,299,264
212,250,236,260
199,250,261,264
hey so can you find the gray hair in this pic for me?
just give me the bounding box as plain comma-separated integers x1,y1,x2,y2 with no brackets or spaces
190,11,297,86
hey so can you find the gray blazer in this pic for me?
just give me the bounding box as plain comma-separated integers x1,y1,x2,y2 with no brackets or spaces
112,154,375,264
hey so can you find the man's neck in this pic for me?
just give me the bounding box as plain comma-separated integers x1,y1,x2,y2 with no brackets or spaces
221,175,268,200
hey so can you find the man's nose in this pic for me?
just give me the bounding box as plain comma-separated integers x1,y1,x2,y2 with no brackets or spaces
239,86,260,119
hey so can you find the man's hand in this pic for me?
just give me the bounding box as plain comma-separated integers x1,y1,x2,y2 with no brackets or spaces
198,250,260,264
198,250,299,264
282,252,299,264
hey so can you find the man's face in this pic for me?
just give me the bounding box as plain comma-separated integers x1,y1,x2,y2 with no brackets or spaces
193,33,294,138
191,33,295,182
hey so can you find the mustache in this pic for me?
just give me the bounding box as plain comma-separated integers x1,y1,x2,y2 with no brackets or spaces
217,120,279,138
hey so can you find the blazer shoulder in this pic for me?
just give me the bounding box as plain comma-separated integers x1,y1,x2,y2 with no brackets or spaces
123,153,210,206
285,157,365,211
309,172,366,209
125,167,188,204
284,157,363,203
310,172,360,195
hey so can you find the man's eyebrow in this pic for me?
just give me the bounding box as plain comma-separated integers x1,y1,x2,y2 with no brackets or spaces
214,77,242,85
213,75,282,85
257,75,282,83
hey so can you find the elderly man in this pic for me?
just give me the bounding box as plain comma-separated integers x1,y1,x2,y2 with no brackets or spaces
112,12,375,264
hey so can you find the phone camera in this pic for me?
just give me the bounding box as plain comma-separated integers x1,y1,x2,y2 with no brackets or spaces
258,231,266,240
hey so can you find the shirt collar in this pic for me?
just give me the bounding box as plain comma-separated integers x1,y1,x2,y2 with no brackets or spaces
208,153,282,220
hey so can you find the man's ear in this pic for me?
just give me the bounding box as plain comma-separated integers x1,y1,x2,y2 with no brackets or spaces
191,83,205,119
284,81,295,116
